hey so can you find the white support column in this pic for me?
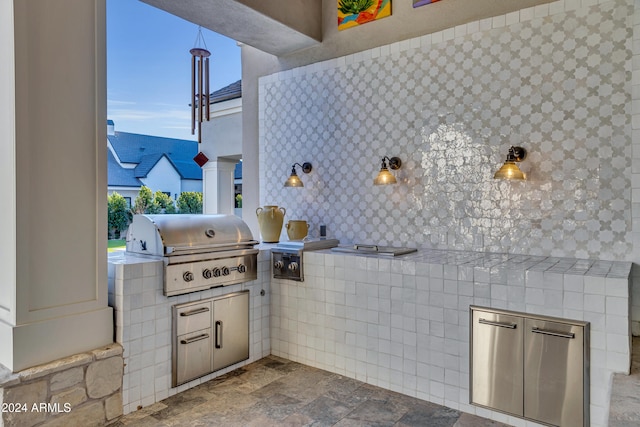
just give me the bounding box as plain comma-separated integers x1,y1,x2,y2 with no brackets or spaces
202,159,238,215
0,0,113,372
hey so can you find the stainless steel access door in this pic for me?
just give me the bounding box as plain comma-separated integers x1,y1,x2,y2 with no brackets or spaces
212,291,250,372
524,318,587,427
173,300,213,386
471,309,524,416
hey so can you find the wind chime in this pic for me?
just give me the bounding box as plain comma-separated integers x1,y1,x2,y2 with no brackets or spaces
190,27,211,167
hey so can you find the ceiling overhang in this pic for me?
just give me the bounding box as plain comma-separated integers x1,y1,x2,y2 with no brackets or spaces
141,0,322,56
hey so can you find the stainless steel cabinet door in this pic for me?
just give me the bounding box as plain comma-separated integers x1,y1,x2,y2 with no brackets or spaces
212,291,250,371
175,301,212,336
524,318,585,427
176,328,212,385
471,309,524,416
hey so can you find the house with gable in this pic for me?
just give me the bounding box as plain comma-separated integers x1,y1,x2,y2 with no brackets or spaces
106,120,203,206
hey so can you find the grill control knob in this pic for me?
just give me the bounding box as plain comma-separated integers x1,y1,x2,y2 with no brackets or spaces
288,262,299,272
183,271,194,282
274,260,284,270
202,269,213,279
212,267,222,277
221,266,230,276
237,264,247,273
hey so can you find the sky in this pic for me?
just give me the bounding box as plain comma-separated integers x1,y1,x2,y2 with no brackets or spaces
107,0,241,140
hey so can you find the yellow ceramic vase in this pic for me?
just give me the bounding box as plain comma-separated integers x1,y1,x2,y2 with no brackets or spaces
286,220,309,240
256,205,286,243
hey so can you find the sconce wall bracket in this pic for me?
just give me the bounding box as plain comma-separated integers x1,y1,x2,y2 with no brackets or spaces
509,146,527,162
387,157,402,170
300,162,313,174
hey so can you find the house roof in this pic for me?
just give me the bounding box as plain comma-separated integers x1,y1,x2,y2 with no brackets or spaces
107,148,143,187
108,131,202,180
210,80,241,104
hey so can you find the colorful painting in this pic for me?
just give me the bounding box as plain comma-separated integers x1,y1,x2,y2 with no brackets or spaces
338,0,392,30
413,0,441,7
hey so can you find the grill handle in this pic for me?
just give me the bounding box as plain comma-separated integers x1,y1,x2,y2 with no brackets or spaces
215,320,223,349
165,240,259,255
180,307,209,317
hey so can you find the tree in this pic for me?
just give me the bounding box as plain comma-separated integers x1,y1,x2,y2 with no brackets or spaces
108,192,131,239
177,192,203,214
132,186,153,214
154,191,176,214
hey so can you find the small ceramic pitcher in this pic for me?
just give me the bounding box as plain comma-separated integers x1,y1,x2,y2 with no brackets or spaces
286,220,309,240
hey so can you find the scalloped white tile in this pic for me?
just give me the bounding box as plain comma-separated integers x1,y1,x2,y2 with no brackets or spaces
259,0,632,261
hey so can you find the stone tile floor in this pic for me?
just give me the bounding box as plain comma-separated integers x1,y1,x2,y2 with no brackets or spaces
113,356,509,427
608,337,640,427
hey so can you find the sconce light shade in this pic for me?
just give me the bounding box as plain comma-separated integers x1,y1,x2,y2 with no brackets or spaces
374,168,397,185
494,146,527,181
284,162,312,187
284,171,303,187
373,156,402,185
493,162,526,180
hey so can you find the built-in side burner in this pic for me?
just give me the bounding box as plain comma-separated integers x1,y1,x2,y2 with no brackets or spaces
272,238,339,281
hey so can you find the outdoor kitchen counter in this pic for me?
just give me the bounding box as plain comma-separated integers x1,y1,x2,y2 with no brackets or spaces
271,247,632,427
312,247,632,278
108,246,633,426
107,248,272,414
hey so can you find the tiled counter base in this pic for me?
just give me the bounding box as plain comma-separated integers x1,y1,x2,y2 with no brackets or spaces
0,344,123,427
270,249,632,427
107,249,272,415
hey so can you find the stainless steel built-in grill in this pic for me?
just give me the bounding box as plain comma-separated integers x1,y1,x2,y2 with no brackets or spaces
126,214,259,296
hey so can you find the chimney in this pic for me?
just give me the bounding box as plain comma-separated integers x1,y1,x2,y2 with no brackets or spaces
107,119,115,136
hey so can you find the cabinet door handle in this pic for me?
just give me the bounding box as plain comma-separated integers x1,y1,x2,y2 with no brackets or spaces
180,307,209,316
180,333,209,345
215,320,223,349
478,318,517,329
531,327,575,339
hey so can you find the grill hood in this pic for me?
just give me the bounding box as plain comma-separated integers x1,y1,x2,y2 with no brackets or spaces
126,214,258,257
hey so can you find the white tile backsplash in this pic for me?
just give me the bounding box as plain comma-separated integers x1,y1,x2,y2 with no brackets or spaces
259,0,633,263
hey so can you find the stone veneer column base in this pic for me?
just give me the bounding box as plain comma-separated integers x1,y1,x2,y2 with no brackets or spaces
0,343,123,427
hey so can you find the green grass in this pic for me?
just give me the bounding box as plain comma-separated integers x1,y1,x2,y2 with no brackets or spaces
108,239,126,252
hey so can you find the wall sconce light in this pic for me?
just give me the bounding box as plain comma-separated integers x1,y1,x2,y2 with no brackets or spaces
284,162,313,187
373,156,402,185
494,146,527,180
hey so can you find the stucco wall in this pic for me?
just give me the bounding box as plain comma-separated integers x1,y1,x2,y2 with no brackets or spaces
181,178,203,193
140,157,182,200
202,111,243,159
